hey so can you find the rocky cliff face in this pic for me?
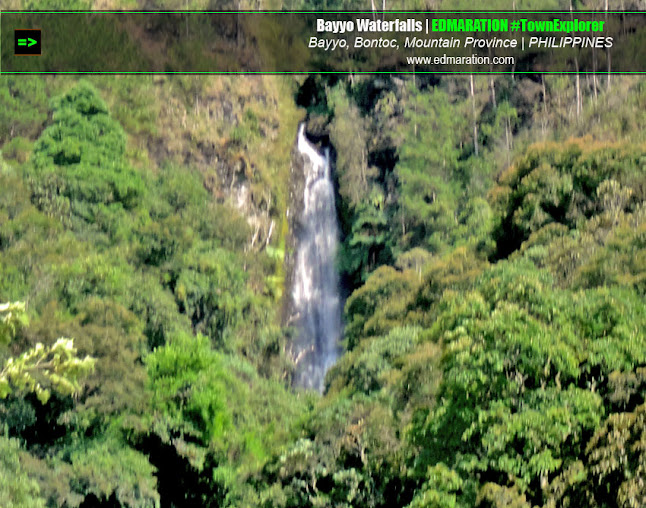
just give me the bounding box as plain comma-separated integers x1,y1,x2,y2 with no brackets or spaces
283,126,308,333
134,75,301,253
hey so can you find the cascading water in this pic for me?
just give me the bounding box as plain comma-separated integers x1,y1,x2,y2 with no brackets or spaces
290,123,342,392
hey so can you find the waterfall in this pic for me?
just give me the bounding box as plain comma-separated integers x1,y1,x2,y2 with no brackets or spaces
290,123,342,392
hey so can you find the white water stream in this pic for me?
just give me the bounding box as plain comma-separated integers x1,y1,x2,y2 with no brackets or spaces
291,123,342,392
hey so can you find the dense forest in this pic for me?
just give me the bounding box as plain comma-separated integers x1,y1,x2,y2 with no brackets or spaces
1,1,646,507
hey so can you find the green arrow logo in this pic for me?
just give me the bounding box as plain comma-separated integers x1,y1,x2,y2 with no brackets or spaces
17,38,37,47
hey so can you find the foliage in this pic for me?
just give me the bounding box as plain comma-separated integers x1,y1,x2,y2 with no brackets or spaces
0,78,48,146
327,326,422,396
2,54,646,508
406,464,466,508
584,402,646,508
66,435,160,508
410,259,646,506
491,139,646,258
1,301,94,404
172,242,250,349
343,266,420,350
28,81,147,236
1,337,95,404
328,84,371,209
340,189,392,284
0,76,297,506
394,84,464,253
145,333,303,505
0,434,46,508
0,301,29,345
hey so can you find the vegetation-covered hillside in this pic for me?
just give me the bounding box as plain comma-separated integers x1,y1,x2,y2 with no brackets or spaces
1,1,645,507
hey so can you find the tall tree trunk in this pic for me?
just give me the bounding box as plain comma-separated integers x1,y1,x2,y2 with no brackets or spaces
606,47,612,90
575,58,581,118
505,118,511,166
606,0,612,90
570,0,581,119
541,74,548,137
488,47,497,107
470,74,479,156
413,76,418,138
592,48,598,101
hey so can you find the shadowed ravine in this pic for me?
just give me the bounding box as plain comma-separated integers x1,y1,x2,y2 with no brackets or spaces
290,123,342,392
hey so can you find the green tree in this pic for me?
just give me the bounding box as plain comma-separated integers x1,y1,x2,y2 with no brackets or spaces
344,265,420,350
0,434,46,508
1,301,94,404
328,84,371,208
410,260,646,506
394,84,464,253
144,333,302,506
66,435,160,508
0,77,48,146
584,402,646,508
341,187,392,284
492,139,645,258
28,81,146,236
171,241,251,350
406,464,467,508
